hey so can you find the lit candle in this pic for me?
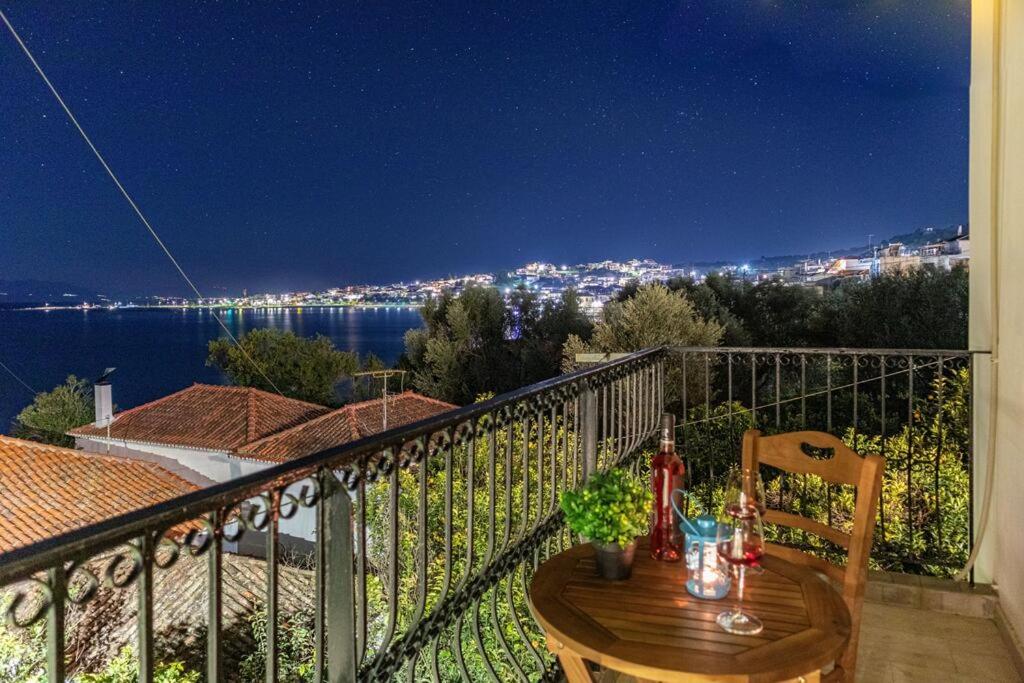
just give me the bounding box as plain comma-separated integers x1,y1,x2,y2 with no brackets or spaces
702,544,722,596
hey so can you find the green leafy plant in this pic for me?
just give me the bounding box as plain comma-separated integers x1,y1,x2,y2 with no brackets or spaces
74,647,199,683
560,469,652,547
0,615,44,682
238,606,316,682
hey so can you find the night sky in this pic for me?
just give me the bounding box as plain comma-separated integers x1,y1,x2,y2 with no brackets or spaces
0,2,970,296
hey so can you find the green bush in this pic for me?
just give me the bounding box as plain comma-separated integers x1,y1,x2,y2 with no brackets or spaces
0,621,198,683
75,648,198,683
0,617,44,682
238,607,316,683
678,401,753,513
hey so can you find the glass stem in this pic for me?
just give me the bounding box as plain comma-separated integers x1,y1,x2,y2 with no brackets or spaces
736,565,746,616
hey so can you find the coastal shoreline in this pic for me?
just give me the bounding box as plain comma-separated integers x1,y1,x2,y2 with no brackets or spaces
7,303,426,312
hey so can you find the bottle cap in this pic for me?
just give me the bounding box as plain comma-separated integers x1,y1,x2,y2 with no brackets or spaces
660,413,675,443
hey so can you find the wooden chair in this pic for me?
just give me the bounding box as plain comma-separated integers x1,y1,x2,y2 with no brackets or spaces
741,429,884,683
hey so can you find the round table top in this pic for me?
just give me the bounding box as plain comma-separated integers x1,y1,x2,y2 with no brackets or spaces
529,538,851,682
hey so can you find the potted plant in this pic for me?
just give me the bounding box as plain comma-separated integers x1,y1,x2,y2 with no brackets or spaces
560,469,653,580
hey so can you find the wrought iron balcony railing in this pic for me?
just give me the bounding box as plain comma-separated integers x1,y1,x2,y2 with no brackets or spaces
0,345,977,681
0,348,664,682
667,346,975,575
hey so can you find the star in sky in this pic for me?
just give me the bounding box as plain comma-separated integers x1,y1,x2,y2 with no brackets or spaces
0,1,969,295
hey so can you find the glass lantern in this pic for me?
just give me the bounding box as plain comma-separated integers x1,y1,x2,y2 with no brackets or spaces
680,514,732,600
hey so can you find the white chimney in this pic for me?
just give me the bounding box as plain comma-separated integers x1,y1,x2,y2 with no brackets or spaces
94,382,113,428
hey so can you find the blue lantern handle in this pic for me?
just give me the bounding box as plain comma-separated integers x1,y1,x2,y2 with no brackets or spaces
670,488,708,538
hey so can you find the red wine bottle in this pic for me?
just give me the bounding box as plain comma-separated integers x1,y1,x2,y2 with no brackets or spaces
650,413,685,561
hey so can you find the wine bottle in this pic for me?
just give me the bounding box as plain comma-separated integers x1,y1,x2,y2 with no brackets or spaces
650,413,685,561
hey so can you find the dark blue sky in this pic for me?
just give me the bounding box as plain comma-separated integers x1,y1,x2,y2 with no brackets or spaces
0,1,969,296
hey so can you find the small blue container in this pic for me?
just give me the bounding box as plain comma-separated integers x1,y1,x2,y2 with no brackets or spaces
680,514,732,600
672,491,732,600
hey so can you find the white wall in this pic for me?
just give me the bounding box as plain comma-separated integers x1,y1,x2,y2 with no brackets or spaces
971,0,1024,644
75,436,318,543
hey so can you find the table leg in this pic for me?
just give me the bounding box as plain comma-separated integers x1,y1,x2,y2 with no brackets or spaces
546,635,595,682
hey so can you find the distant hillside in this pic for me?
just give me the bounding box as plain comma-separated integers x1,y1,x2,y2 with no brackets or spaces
674,224,967,272
883,224,967,248
755,224,967,269
0,280,105,305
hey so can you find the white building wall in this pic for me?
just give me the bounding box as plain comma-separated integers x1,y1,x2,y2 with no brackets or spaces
971,0,1024,651
74,436,317,544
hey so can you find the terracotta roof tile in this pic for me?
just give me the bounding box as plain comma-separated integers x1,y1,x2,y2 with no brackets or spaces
68,384,330,452
0,436,199,554
237,392,457,463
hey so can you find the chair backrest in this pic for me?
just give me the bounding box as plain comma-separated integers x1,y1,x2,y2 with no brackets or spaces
741,429,884,680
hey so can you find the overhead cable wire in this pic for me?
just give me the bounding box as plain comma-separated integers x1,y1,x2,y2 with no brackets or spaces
0,9,283,396
0,359,38,396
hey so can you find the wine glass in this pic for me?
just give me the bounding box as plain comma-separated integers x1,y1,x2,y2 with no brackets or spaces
722,467,767,574
722,467,767,517
715,502,765,635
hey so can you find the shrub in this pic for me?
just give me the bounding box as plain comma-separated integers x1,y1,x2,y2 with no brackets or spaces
75,647,199,683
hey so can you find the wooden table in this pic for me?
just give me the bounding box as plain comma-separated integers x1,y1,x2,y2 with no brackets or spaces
529,538,850,683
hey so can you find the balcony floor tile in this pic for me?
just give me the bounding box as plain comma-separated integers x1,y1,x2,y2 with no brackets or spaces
857,602,1021,682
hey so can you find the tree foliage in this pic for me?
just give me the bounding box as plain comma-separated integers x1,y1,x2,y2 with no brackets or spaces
0,617,43,683
75,648,199,683
207,329,357,406
586,283,723,352
13,375,94,447
511,287,593,386
403,268,967,407
403,286,592,404
813,266,968,349
617,266,968,350
564,283,723,408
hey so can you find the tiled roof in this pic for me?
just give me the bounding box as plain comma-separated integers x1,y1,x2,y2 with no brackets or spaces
347,392,457,439
68,384,330,452
0,436,199,553
237,391,457,463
